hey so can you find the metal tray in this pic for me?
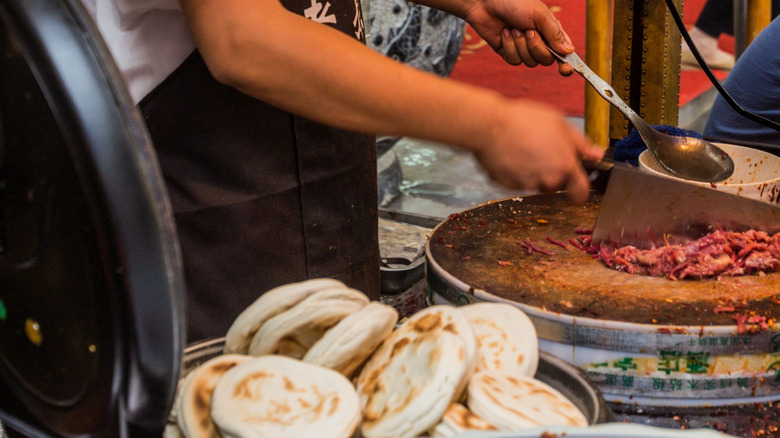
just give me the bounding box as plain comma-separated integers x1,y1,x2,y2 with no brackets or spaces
178,337,615,427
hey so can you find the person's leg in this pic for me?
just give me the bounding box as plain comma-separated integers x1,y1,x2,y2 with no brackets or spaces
695,0,733,37
682,0,735,70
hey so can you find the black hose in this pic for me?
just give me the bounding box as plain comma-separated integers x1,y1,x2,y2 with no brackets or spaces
664,0,780,132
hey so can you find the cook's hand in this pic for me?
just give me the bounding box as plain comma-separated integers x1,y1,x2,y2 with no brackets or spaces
461,0,574,75
472,99,603,204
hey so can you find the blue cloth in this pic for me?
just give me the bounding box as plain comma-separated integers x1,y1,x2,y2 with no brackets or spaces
704,17,780,146
612,125,702,166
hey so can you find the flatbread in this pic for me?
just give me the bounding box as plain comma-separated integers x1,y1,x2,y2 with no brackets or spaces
371,305,478,396
303,301,398,378
467,370,588,431
459,302,539,377
429,403,497,437
168,366,194,425
223,278,348,354
355,305,476,438
210,355,361,438
176,354,252,438
163,424,184,438
356,330,467,438
247,287,369,358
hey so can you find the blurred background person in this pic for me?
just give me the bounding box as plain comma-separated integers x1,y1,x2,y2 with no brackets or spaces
682,0,779,70
704,17,780,144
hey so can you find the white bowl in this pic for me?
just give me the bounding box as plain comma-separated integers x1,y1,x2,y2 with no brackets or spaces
638,142,780,203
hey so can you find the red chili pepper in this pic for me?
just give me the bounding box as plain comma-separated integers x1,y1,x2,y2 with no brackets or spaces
523,238,554,255
568,238,585,251
546,236,569,250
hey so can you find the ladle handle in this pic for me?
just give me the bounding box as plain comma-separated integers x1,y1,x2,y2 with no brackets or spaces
544,44,646,131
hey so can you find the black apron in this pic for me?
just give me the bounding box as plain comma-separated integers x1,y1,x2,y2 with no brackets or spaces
138,0,379,343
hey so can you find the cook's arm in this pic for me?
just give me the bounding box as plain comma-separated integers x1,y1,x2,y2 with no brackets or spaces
179,0,602,203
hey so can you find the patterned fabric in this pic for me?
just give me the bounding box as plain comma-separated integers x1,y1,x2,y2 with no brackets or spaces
367,0,464,77
613,125,702,166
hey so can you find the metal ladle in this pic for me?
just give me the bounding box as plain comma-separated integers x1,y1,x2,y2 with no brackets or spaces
545,44,734,183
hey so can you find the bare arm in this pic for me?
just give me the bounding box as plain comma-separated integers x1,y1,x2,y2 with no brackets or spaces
179,0,602,202
180,0,495,145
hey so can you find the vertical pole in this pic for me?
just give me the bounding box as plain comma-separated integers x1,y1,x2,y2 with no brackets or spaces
585,0,612,149
609,0,681,144
609,0,635,143
747,0,772,43
734,0,748,59
642,0,681,127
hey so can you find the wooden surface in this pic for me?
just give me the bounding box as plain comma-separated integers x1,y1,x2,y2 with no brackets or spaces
428,193,780,326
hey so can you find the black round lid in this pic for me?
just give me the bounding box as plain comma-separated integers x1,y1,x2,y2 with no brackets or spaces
0,0,186,436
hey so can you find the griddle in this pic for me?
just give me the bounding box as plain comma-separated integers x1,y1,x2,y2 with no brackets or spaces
427,192,780,327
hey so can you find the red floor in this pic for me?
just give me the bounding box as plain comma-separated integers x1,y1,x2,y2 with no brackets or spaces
448,1,732,118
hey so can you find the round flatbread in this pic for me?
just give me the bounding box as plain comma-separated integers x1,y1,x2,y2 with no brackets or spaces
210,355,361,438
176,354,252,438
163,423,184,438
373,305,478,395
223,278,348,354
467,370,588,431
303,301,398,378
459,302,539,377
429,403,497,437
418,305,478,397
355,305,477,438
168,367,193,425
247,287,370,358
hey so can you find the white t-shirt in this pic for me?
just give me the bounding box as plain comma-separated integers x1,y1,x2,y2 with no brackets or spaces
80,0,196,103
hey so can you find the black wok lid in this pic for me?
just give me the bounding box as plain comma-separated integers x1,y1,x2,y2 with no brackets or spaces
0,0,186,436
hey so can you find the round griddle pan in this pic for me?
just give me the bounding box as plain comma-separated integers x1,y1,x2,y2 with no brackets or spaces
427,193,780,328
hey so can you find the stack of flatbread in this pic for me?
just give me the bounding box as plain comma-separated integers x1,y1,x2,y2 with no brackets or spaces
169,278,398,438
223,278,398,377
211,355,361,437
460,302,538,377
355,305,478,438
427,302,587,436
166,279,592,438
175,354,251,437
428,403,497,437
467,370,588,431
174,354,362,438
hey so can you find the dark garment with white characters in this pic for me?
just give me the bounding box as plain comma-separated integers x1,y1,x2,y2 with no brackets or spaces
139,0,379,343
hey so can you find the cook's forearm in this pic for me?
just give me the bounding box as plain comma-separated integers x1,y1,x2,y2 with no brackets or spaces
182,0,502,154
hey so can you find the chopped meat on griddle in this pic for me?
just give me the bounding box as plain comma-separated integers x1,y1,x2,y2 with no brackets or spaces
581,229,780,280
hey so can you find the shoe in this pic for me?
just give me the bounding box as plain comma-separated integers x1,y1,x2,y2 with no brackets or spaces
681,27,735,71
